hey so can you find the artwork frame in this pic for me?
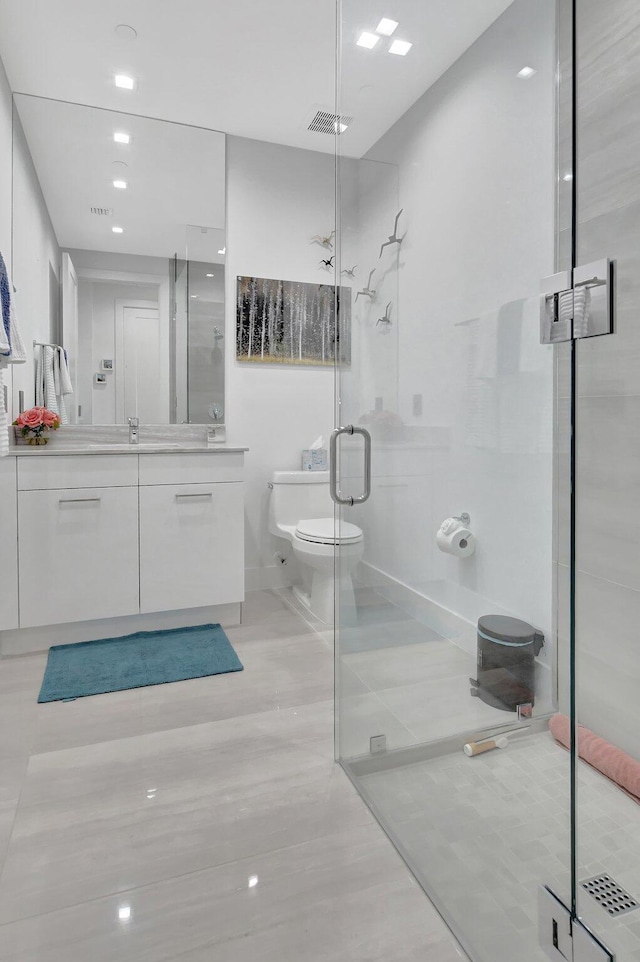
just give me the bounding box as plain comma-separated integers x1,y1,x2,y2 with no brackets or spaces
236,275,351,366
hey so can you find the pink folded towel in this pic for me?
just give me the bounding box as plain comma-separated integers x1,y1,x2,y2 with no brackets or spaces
549,714,640,804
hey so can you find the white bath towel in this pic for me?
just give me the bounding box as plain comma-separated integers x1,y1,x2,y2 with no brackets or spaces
34,344,45,406
0,369,9,457
53,348,69,424
7,295,26,364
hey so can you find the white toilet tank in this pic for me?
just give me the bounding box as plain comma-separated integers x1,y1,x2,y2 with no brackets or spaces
268,470,334,534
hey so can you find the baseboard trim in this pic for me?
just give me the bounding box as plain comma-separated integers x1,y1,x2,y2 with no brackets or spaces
244,564,295,592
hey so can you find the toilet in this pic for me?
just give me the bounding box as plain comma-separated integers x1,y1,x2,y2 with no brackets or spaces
268,470,364,624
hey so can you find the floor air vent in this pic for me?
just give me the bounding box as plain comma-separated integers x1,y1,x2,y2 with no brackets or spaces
581,875,639,916
307,110,353,135
90,207,113,216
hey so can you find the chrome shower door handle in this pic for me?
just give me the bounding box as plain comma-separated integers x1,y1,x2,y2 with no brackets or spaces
330,425,372,506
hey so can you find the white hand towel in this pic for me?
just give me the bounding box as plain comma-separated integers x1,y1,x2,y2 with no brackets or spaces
43,346,60,416
57,347,73,395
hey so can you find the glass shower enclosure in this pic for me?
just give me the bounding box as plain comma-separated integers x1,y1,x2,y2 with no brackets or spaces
333,2,639,960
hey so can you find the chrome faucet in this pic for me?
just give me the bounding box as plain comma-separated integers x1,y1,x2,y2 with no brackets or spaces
128,417,139,444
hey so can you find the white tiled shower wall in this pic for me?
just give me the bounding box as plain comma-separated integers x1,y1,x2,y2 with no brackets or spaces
342,0,557,674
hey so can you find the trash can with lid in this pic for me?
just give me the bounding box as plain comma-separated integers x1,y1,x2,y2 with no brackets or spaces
470,614,544,713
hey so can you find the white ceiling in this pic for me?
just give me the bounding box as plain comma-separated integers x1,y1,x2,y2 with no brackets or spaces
0,0,514,159
14,94,225,259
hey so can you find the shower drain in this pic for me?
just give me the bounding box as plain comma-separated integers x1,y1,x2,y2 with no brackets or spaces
581,875,639,917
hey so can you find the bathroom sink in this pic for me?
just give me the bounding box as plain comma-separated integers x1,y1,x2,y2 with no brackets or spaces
84,441,189,450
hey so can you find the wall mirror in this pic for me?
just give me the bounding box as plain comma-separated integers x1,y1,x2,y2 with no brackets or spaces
11,94,226,425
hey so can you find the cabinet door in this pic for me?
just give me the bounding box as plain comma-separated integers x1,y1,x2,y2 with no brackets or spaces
18,487,139,628
139,482,244,613
0,458,18,630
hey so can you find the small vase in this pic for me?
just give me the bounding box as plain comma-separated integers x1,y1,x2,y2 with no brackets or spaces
25,430,49,445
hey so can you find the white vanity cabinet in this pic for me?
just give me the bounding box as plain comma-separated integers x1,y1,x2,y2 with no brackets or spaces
0,458,18,630
6,449,246,641
17,455,140,629
138,453,244,613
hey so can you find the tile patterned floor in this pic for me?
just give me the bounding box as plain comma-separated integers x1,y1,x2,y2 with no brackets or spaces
0,591,467,962
359,731,640,962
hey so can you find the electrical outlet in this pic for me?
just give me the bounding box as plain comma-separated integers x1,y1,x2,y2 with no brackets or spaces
370,734,387,754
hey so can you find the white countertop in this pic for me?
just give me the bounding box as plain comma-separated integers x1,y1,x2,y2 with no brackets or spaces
7,444,249,456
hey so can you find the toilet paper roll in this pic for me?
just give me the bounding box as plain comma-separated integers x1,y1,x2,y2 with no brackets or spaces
436,521,475,558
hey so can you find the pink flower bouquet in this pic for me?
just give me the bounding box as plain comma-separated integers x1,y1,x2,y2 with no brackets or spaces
13,407,61,445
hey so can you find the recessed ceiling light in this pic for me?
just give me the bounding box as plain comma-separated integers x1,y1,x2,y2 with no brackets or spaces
218,248,226,255
389,39,412,56
118,905,131,921
206,273,215,278
517,66,536,79
112,226,124,233
248,875,259,888
376,18,398,36
113,179,128,189
114,74,135,90
113,132,130,145
357,32,379,49
563,172,573,182
114,24,138,41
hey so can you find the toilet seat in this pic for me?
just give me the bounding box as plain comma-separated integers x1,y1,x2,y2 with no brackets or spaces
295,517,363,545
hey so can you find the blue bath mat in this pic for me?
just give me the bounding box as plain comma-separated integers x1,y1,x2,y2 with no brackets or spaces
38,624,243,703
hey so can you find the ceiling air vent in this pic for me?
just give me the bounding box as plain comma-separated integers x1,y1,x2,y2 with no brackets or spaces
90,206,113,216
307,109,353,136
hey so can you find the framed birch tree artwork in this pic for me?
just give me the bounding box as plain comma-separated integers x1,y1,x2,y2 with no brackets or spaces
236,276,351,365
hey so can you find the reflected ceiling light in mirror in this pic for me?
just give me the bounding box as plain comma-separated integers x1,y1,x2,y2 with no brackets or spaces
218,248,226,255
118,905,132,922
206,273,215,278
376,18,398,36
563,172,573,182
389,39,412,56
114,74,135,90
112,226,124,233
356,32,379,49
113,132,130,145
113,179,128,189
517,66,536,79
190,294,198,298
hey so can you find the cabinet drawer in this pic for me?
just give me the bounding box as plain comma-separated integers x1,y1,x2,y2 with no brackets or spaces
18,454,138,491
139,482,244,613
138,453,244,486
18,486,139,628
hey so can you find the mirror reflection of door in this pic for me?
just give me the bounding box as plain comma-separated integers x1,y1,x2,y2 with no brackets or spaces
115,301,162,424
60,252,78,422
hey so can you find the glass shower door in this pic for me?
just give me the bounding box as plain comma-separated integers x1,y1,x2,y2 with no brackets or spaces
333,1,575,960
572,3,640,960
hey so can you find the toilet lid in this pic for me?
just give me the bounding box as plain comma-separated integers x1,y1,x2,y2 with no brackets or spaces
295,517,363,545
